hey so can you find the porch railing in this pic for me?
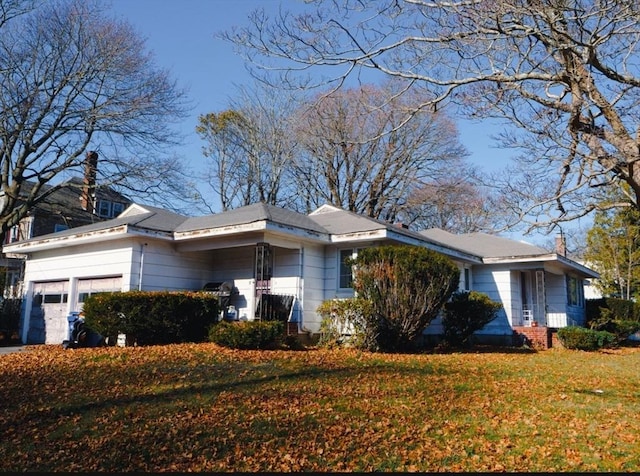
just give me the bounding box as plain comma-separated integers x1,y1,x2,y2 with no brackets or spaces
512,305,573,328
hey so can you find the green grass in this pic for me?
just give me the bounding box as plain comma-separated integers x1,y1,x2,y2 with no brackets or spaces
1,342,639,472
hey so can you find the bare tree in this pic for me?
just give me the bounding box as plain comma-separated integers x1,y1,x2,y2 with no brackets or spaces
0,0,190,241
221,0,640,234
403,167,505,233
292,82,468,222
196,82,300,212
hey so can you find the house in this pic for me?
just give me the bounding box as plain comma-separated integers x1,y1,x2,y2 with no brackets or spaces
0,151,132,297
2,202,598,348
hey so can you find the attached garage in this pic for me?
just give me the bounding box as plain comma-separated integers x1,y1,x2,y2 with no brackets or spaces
29,281,69,345
27,276,123,345
75,276,122,311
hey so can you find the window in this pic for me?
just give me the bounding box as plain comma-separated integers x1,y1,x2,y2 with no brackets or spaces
54,224,69,233
464,268,470,291
78,291,106,303
43,293,68,304
567,275,583,306
5,219,32,244
339,249,356,289
112,202,125,216
97,199,126,218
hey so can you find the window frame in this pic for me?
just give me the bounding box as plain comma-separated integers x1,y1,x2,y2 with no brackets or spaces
338,248,357,290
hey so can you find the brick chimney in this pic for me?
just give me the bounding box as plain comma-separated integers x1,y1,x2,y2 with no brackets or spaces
80,151,98,212
555,232,566,257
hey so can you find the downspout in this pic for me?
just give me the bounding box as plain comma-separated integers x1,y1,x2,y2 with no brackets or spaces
299,246,314,334
138,243,147,291
20,281,33,344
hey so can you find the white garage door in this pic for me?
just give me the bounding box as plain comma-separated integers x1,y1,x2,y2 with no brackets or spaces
31,281,69,345
75,276,122,311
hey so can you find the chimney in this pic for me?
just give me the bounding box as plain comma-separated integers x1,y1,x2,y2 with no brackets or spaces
80,151,98,212
555,232,566,257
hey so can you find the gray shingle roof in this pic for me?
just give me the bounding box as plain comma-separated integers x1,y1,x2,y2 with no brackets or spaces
308,207,383,234
420,229,551,258
308,205,429,243
121,204,189,232
175,202,328,234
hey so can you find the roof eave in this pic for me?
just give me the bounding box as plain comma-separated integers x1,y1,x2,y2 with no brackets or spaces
2,225,173,254
483,253,600,278
174,220,330,242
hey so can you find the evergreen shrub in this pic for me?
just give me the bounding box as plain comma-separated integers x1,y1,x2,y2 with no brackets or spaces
208,320,284,349
557,325,616,351
82,291,219,345
442,291,503,347
316,297,373,349
351,245,459,352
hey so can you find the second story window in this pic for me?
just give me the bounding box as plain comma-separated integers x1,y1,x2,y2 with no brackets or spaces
97,200,125,219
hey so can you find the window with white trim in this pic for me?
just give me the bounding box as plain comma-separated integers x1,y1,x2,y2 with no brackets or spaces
339,248,357,289
97,199,126,218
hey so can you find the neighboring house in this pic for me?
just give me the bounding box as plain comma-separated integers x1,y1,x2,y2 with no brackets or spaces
2,202,598,348
0,151,132,297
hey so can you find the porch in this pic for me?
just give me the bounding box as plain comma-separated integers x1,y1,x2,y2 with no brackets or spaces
512,325,555,349
510,306,577,350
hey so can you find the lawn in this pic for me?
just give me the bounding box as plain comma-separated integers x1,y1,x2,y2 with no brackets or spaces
1,343,639,472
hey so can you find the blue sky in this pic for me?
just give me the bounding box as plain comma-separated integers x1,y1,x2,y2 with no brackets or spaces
108,0,514,170
107,0,564,242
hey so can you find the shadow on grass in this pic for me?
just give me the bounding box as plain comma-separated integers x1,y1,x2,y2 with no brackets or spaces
0,359,450,432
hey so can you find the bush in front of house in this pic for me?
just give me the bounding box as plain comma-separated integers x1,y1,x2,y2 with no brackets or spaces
586,297,640,344
208,320,284,349
0,298,22,345
557,325,616,351
442,291,503,348
83,291,219,346
351,244,460,352
316,297,373,349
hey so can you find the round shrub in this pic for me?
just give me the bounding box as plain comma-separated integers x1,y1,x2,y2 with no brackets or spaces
442,291,503,348
351,244,460,352
208,320,284,349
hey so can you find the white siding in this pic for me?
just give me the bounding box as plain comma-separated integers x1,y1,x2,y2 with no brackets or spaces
299,244,325,333
21,242,136,343
138,241,215,292
206,246,256,321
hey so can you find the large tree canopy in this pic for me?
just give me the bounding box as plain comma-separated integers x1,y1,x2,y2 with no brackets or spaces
196,80,474,226
221,0,640,234
292,83,468,223
0,0,190,241
196,83,300,213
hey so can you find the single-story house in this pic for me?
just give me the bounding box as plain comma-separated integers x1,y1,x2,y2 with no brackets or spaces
2,202,598,347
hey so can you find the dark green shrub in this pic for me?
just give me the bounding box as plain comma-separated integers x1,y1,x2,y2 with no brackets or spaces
316,297,373,349
0,298,21,332
351,244,459,352
586,297,640,326
586,297,640,344
591,309,640,345
208,320,284,349
83,291,219,346
442,291,503,348
557,326,616,351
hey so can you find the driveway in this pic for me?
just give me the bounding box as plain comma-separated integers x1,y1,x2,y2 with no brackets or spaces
0,345,26,355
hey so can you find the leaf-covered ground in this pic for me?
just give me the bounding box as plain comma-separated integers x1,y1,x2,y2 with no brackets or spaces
1,343,639,472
